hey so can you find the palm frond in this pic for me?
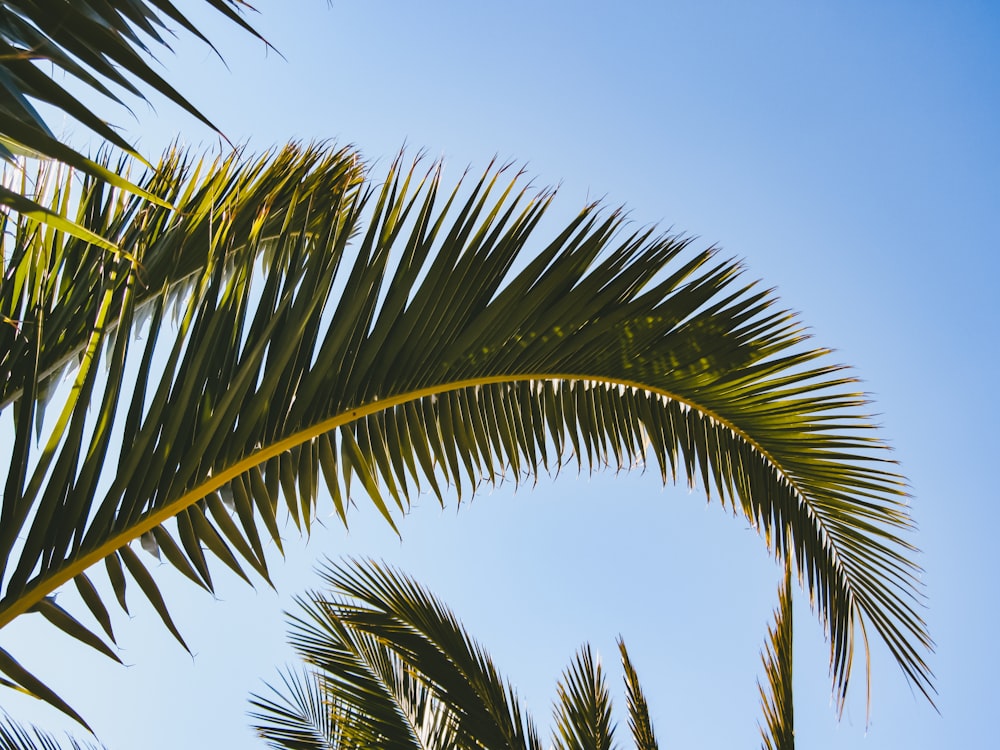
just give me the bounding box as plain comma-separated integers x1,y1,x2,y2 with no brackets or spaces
258,561,676,750
619,640,658,750
0,144,931,723
552,645,615,750
0,0,265,242
0,144,361,410
249,667,345,750
286,599,460,750
308,558,538,750
0,711,104,750
0,0,263,159
253,558,538,750
759,561,795,750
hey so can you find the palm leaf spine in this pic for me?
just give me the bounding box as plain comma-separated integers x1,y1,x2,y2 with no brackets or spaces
0,372,795,627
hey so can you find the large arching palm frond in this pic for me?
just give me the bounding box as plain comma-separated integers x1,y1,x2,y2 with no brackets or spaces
0,0,264,242
0,143,930,722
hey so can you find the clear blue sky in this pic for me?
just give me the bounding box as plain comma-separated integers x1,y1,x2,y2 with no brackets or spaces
3,1,999,747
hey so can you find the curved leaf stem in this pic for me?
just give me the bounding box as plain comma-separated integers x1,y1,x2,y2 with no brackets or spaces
0,371,826,629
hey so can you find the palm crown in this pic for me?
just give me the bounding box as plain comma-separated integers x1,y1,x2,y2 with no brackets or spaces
0,0,932,740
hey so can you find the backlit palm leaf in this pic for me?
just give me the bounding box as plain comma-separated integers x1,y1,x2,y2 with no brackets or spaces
0,143,930,722
620,640,659,750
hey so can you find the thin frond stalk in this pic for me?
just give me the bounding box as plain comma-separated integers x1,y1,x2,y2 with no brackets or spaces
619,639,659,750
759,561,794,750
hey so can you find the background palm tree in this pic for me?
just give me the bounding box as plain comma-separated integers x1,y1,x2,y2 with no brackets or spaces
0,561,799,750
251,557,664,750
252,558,801,750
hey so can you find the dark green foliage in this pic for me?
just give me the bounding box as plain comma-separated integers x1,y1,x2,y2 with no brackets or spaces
0,0,263,239
1,146,931,723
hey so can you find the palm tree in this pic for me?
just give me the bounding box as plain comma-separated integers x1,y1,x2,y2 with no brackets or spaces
250,557,663,750
0,0,931,735
252,558,803,750
6,561,788,750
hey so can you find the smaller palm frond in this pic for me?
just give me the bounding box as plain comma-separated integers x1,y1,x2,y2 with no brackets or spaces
250,667,346,750
255,559,668,750
759,561,795,750
0,711,105,750
619,640,659,750
552,645,615,750
0,143,362,411
282,557,540,750
0,0,264,240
